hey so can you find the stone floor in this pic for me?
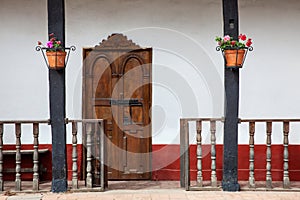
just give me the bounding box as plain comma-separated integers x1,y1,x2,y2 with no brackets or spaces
0,181,300,200
2,189,300,200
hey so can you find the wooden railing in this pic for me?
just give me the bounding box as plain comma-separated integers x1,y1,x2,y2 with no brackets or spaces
0,120,49,191
240,118,300,190
68,119,106,191
180,117,300,191
0,119,106,192
180,118,223,191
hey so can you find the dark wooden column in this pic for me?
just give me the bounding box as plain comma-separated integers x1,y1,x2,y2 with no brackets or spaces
222,0,240,191
47,0,68,192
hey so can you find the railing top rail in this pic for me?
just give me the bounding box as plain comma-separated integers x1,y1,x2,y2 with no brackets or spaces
0,119,105,124
240,119,300,123
68,119,104,123
180,117,300,123
0,120,49,124
180,117,224,122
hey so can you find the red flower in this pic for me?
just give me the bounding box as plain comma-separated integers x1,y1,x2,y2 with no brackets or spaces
49,33,55,37
246,38,252,47
239,34,247,41
231,41,236,46
37,41,42,45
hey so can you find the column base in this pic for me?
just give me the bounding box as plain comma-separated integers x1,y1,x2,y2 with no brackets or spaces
52,179,68,193
222,181,240,191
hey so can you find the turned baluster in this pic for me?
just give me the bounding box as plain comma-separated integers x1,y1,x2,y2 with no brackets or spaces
248,122,255,188
266,122,272,189
32,123,39,191
72,121,78,189
210,120,217,187
196,120,203,187
15,123,22,191
99,120,106,188
283,121,290,188
86,122,93,188
94,122,100,186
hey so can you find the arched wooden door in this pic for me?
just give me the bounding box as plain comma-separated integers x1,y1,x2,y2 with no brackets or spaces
83,34,152,180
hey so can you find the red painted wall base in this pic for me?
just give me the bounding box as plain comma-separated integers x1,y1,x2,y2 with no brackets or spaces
2,144,82,181
3,144,300,181
152,144,300,181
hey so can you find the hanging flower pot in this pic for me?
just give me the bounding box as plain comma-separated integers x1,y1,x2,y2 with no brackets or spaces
36,33,75,70
216,34,253,68
46,51,67,69
224,49,245,67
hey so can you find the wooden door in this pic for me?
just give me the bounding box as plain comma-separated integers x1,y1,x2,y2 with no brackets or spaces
83,34,152,180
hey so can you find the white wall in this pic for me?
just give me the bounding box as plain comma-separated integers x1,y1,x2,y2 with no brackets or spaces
239,0,300,144
0,0,50,144
66,0,223,145
0,0,300,144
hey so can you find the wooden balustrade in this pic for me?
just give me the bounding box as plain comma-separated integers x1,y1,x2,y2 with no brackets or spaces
240,119,300,190
180,118,223,191
0,120,49,191
0,117,300,192
0,119,106,192
181,118,300,191
67,119,106,191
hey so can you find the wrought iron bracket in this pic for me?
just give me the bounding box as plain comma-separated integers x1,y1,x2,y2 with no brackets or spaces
36,46,76,70
216,46,253,69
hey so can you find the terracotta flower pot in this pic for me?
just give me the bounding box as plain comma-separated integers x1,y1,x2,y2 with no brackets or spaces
224,49,245,67
46,51,66,69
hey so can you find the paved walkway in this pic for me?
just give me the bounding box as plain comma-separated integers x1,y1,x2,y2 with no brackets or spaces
1,190,300,200
0,181,300,200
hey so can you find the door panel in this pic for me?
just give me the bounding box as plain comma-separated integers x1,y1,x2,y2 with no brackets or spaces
119,54,150,179
94,58,111,96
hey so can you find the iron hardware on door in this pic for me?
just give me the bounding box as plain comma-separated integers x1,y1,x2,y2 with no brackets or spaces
110,98,143,125
109,99,143,106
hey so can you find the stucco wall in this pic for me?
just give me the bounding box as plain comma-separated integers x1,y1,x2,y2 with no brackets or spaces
0,0,300,144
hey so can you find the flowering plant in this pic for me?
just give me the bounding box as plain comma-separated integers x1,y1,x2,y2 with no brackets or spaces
38,33,64,52
215,34,252,50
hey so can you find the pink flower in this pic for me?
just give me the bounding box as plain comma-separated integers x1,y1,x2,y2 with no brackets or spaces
47,41,53,48
239,34,247,41
56,41,61,45
223,35,231,42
